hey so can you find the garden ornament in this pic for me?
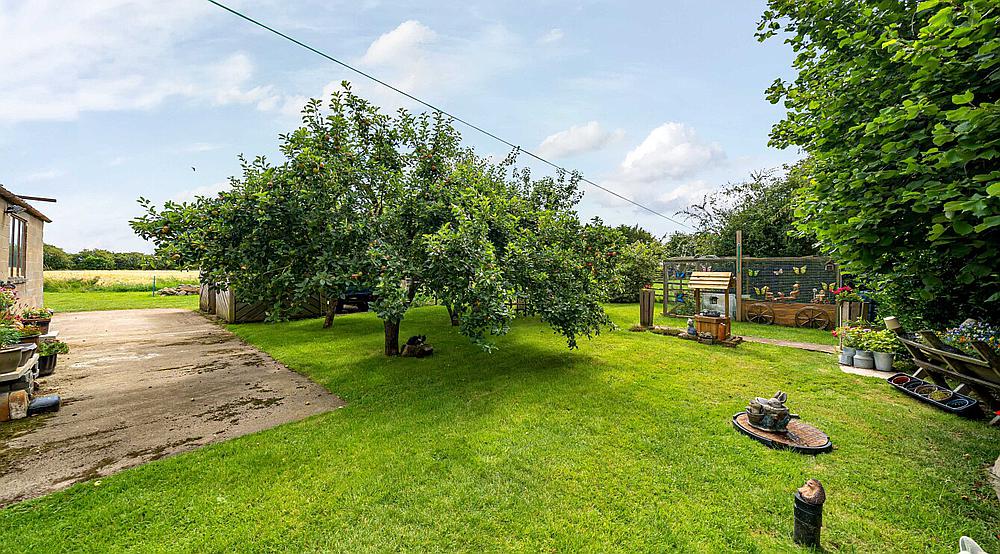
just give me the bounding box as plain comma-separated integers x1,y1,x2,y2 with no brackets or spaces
745,391,798,432
793,479,826,548
686,318,696,336
401,335,434,358
958,536,987,554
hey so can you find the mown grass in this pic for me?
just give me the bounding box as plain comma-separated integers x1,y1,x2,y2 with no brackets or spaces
605,303,837,345
44,291,199,312
44,270,199,292
1,305,996,552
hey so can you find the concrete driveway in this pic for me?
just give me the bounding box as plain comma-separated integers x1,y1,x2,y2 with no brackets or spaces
0,308,343,506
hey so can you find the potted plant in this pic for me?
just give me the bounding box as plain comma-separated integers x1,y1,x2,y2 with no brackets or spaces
20,307,54,334
852,328,876,369
834,285,865,323
867,329,899,372
37,340,68,377
18,324,43,346
0,287,17,314
833,324,858,365
0,325,23,373
940,320,1000,357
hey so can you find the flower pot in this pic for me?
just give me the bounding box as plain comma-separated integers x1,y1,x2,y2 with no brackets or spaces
18,343,35,366
842,346,856,356
0,346,21,373
37,353,57,377
18,335,40,346
853,349,875,369
838,351,854,365
873,351,895,372
928,388,953,402
21,318,51,334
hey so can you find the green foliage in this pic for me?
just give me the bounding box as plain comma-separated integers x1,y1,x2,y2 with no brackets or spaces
678,166,819,257
132,82,609,354
581,218,664,303
0,325,20,348
38,340,69,356
758,0,1000,326
614,223,660,244
42,244,73,270
45,245,178,271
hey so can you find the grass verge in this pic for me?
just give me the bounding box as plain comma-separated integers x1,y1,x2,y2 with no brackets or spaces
45,291,199,312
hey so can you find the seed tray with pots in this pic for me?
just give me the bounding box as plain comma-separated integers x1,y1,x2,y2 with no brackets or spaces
886,373,980,416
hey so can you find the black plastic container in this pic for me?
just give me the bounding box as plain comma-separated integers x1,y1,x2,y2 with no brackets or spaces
886,373,980,416
37,354,57,377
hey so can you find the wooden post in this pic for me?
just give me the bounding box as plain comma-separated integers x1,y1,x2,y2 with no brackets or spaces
735,230,743,322
640,288,655,328
662,261,668,315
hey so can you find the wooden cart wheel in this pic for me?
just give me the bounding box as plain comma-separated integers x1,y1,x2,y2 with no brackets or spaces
795,306,831,330
746,303,775,325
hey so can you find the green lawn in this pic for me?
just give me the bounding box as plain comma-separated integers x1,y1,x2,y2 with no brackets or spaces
45,291,199,313
2,305,996,552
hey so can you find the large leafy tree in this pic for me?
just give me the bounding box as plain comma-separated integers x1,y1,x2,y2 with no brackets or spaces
679,166,819,257
134,83,609,355
758,0,1000,325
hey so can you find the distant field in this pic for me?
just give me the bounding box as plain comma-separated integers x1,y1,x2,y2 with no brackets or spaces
44,270,199,292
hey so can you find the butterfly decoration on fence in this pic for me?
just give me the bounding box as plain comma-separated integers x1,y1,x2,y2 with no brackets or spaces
772,268,784,276
675,293,685,303
746,269,759,277
821,282,836,292
792,265,808,275
753,286,770,296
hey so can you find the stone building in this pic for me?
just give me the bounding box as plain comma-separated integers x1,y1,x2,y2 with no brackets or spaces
0,186,50,307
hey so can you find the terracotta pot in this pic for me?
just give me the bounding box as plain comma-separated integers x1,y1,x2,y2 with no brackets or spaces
18,335,40,346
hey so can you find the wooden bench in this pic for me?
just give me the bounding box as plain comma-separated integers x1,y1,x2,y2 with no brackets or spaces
886,316,1000,425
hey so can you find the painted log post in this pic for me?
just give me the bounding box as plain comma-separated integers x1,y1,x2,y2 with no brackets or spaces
639,288,655,328
793,479,826,548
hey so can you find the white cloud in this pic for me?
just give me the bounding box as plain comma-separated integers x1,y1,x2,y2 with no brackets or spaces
321,20,523,112
0,1,285,123
362,20,437,66
536,121,624,159
595,122,725,212
621,122,724,181
540,28,564,44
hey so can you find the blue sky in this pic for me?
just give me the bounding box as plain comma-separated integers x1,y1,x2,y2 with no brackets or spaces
0,0,800,252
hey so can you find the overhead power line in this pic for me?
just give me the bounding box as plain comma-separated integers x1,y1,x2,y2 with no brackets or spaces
205,0,694,230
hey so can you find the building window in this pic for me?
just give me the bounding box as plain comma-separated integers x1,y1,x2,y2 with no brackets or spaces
9,216,26,279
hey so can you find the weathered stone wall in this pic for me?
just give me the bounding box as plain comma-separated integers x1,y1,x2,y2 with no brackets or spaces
0,199,46,308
